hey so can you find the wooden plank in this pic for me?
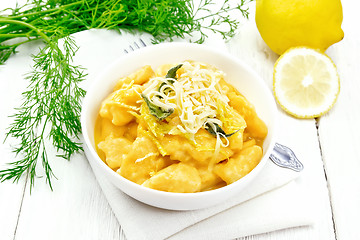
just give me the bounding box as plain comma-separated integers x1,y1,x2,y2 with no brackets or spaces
0,4,46,238
0,181,25,240
318,1,360,239
0,2,45,237
0,41,38,240
13,153,123,240
0,160,26,240
227,3,336,239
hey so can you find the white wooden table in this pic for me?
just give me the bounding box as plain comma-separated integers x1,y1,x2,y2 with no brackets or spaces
1,1,359,240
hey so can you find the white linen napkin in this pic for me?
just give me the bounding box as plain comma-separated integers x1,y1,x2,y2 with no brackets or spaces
90,158,312,240
69,29,314,240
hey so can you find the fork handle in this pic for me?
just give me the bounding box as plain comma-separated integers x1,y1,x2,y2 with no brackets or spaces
269,143,304,172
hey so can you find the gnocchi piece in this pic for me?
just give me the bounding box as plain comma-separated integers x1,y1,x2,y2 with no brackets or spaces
155,64,177,77
242,139,256,149
247,116,268,140
114,65,154,90
228,131,244,151
142,163,201,193
159,129,234,164
123,121,138,142
99,86,141,126
98,136,132,170
219,78,237,95
97,117,126,141
197,166,225,192
119,134,172,185
227,92,268,139
214,145,263,185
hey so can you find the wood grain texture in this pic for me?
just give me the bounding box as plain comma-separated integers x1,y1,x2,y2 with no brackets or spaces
14,154,122,240
318,1,360,239
0,41,44,240
0,2,42,238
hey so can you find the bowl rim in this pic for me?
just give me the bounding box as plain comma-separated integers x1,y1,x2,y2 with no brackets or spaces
81,42,277,199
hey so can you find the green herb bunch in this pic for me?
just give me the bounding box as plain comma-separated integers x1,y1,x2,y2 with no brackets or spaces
0,0,252,189
2,37,86,189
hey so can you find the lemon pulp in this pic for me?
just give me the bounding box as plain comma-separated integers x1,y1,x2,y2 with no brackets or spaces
273,47,340,118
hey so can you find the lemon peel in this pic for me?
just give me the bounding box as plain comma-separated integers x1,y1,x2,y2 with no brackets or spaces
256,0,344,55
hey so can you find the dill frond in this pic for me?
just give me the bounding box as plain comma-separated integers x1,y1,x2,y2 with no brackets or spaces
1,37,86,190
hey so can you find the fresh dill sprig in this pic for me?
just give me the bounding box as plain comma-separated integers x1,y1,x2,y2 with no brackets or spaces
1,36,86,190
0,0,252,189
195,0,253,42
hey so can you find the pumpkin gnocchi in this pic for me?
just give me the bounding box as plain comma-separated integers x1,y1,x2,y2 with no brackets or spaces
95,61,267,193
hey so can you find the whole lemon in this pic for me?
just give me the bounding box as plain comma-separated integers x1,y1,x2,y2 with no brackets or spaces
255,0,344,55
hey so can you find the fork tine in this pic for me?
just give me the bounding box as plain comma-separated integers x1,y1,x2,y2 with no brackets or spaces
139,38,146,47
124,38,148,54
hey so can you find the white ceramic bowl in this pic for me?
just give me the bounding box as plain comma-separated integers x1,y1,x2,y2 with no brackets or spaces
81,42,277,210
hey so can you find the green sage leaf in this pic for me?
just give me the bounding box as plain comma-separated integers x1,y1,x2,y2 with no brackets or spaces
205,122,240,138
159,64,183,92
141,94,174,120
165,64,183,79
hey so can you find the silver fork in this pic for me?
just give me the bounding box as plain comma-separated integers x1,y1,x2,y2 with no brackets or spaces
124,40,304,172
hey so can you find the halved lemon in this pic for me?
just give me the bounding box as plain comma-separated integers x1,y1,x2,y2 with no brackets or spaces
273,47,340,118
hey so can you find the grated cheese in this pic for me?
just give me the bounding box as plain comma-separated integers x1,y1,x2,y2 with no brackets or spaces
141,61,234,150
